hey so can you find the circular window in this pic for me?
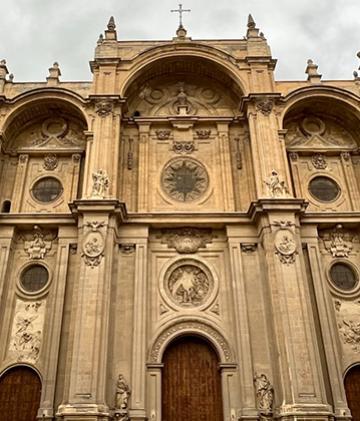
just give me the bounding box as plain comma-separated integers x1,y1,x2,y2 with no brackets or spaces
330,262,358,291
161,158,209,202
32,177,63,203
20,265,49,293
309,176,340,202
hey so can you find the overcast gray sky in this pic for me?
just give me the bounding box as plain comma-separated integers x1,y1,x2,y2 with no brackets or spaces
0,0,359,82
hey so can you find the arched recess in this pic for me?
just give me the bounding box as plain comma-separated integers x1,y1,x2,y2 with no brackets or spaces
147,320,237,421
344,364,360,420
0,365,42,420
162,335,223,421
0,94,88,212
281,91,360,212
119,53,253,213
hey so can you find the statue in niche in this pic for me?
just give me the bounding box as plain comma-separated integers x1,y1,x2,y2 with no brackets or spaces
115,374,131,411
265,170,289,197
91,169,109,198
254,373,274,415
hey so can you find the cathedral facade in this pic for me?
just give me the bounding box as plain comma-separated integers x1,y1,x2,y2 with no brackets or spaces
0,14,360,421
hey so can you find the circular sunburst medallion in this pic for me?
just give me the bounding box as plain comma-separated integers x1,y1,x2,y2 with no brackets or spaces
161,158,209,202
166,264,213,308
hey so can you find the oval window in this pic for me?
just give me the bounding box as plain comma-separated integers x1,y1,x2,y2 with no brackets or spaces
309,176,340,202
20,265,49,293
32,177,63,203
330,262,358,291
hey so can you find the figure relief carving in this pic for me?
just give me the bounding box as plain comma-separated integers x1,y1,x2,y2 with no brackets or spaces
320,224,357,258
334,300,342,312
155,130,171,140
95,100,113,117
312,153,327,169
150,321,233,363
23,225,54,259
196,129,211,139
256,98,274,116
340,319,360,352
173,140,195,154
265,170,290,198
275,229,297,265
91,169,109,198
253,373,274,416
82,221,106,268
9,300,44,363
43,153,58,170
285,116,357,150
114,374,131,420
162,227,212,253
166,264,213,308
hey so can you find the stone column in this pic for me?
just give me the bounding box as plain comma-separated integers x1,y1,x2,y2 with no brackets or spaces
251,200,333,420
57,200,126,420
227,228,258,420
246,98,293,199
38,228,74,419
146,364,162,421
129,227,149,421
340,152,360,210
11,154,29,212
0,226,15,302
217,122,235,211
304,228,351,420
137,124,150,212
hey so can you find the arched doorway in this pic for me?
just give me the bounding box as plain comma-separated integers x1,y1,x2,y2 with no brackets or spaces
0,366,41,421
345,365,360,421
162,336,223,421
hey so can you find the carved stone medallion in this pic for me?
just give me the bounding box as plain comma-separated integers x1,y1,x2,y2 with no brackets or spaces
161,158,209,202
43,153,58,171
82,227,105,268
165,263,213,308
275,229,297,265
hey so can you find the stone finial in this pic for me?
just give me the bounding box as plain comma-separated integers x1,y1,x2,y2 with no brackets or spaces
176,24,187,40
46,62,61,85
246,13,259,38
9,73,14,82
0,59,9,93
97,34,104,46
355,52,360,81
305,59,322,83
105,16,117,40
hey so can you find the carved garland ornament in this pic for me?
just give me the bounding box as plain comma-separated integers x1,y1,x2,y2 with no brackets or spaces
149,321,232,363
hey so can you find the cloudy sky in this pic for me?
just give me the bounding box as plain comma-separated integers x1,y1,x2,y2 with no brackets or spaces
0,0,359,82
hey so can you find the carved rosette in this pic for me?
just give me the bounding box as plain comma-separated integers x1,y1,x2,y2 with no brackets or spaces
81,221,105,268
312,153,327,170
274,228,297,265
162,228,212,253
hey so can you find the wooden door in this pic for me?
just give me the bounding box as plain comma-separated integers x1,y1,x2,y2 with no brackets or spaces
162,336,223,421
345,365,360,421
0,366,41,421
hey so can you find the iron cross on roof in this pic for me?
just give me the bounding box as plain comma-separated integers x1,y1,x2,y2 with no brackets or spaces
171,4,191,27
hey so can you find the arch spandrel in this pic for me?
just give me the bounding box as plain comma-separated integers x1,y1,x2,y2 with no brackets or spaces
148,319,235,365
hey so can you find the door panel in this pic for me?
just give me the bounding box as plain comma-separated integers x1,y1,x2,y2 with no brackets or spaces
162,336,223,421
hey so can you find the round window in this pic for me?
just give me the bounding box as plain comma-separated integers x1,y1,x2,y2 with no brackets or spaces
20,265,49,293
309,176,340,202
330,262,358,291
32,177,63,203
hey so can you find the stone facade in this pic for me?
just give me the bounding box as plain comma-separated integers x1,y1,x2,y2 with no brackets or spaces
0,14,360,421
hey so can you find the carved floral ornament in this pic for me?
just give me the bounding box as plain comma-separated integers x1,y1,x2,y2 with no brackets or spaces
81,221,106,268
149,320,233,363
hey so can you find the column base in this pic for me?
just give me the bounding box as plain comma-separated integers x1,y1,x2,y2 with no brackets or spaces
56,404,111,421
128,408,147,421
274,403,335,420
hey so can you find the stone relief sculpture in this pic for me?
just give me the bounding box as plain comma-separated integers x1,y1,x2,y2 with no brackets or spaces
173,140,195,154
311,153,327,170
24,225,53,259
265,170,290,198
155,130,171,140
9,300,44,363
161,227,212,253
275,229,297,265
43,153,58,170
81,221,106,268
256,98,274,116
167,264,212,307
320,224,357,258
115,374,131,420
95,100,113,117
91,169,109,198
253,373,274,416
339,319,360,352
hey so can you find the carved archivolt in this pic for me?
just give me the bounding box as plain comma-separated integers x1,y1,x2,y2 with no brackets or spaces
149,320,233,363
